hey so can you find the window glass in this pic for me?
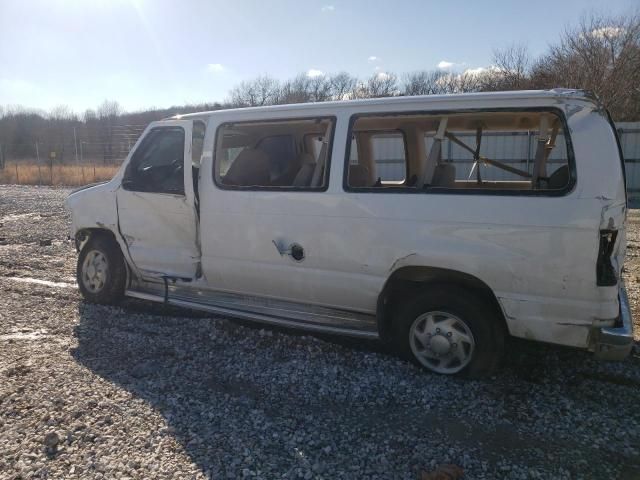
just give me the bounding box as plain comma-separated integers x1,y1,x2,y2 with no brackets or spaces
346,111,571,192
215,117,334,189
124,127,185,194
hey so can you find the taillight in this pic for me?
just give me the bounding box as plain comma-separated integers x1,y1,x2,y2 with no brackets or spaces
596,229,618,286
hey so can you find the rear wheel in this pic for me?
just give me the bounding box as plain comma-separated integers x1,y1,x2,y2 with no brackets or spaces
394,286,504,377
77,235,126,304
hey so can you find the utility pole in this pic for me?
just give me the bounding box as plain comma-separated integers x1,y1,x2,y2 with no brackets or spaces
73,126,79,163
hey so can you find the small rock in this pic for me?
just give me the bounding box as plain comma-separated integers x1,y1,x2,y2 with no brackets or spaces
39,239,52,247
44,431,60,449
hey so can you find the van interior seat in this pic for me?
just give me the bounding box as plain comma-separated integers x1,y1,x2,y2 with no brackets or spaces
431,163,456,187
222,148,271,186
292,153,316,187
349,165,372,187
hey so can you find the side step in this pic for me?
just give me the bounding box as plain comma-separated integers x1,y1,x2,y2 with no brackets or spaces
125,282,379,340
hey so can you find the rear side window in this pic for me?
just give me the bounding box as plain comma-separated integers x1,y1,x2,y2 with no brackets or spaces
214,117,335,189
344,109,573,194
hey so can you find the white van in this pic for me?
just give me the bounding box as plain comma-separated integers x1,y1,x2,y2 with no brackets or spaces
65,89,634,376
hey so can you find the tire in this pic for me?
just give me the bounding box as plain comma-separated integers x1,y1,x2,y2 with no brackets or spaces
77,234,126,304
393,285,505,378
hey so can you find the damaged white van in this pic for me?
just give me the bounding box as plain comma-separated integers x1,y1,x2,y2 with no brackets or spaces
65,89,634,376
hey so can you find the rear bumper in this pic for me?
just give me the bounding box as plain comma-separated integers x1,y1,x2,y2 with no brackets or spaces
594,284,635,361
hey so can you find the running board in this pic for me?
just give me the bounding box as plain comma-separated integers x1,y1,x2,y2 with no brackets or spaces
125,284,379,339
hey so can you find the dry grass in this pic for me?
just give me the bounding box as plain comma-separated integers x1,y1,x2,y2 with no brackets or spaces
0,162,119,186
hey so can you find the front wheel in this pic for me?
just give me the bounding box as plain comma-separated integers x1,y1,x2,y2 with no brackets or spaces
77,235,126,304
394,286,505,377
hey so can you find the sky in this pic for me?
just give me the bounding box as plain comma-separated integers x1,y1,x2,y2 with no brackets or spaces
0,0,637,114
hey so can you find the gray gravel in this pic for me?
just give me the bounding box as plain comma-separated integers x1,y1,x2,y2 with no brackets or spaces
1,184,639,480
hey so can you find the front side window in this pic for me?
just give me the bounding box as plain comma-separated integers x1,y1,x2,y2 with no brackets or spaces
123,127,185,194
214,117,335,189
345,110,573,194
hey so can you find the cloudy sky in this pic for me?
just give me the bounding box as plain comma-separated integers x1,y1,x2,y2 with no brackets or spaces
0,0,636,112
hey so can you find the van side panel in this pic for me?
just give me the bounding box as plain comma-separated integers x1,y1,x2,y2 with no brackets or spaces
196,97,622,350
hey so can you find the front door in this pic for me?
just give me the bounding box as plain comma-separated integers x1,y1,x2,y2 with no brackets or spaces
116,120,200,279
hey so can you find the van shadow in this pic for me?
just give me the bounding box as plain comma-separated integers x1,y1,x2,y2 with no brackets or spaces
71,299,402,478
71,299,634,478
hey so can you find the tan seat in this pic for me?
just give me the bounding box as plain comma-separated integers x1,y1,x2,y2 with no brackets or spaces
292,153,316,187
222,149,270,186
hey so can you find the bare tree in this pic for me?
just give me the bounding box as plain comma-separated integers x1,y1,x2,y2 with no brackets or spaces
403,71,448,96
490,44,532,90
531,11,640,120
329,72,358,100
229,76,280,107
277,74,313,104
356,72,399,98
97,100,122,164
307,74,332,102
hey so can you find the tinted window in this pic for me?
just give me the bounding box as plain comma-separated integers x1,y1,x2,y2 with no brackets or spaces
124,127,185,194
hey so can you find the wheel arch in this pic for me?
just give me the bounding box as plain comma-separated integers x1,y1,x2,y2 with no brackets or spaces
376,266,508,342
74,227,119,253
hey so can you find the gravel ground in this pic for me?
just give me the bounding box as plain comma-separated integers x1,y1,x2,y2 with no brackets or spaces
1,185,639,480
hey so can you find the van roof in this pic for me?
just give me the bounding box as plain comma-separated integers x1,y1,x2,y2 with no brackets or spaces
171,89,599,121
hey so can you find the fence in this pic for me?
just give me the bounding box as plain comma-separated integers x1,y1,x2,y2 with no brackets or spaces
1,122,640,202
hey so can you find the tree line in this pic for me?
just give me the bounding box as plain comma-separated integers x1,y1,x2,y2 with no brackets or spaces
1,11,638,165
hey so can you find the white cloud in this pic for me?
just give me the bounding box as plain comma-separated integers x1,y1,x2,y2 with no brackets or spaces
206,63,225,73
368,56,378,62
463,66,500,76
591,26,624,39
376,72,390,80
437,61,455,70
307,69,324,78
321,5,334,12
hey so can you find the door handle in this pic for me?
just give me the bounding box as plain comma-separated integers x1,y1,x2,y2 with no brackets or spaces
272,240,305,262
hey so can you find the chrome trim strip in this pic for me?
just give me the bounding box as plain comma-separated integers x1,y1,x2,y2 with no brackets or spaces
125,289,380,339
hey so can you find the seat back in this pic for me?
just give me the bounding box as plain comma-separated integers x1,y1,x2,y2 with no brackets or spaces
292,153,316,187
222,149,270,186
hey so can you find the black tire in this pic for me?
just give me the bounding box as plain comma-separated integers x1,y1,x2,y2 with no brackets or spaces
77,234,126,304
393,285,505,378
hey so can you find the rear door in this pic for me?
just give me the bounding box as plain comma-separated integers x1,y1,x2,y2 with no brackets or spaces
116,120,200,279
